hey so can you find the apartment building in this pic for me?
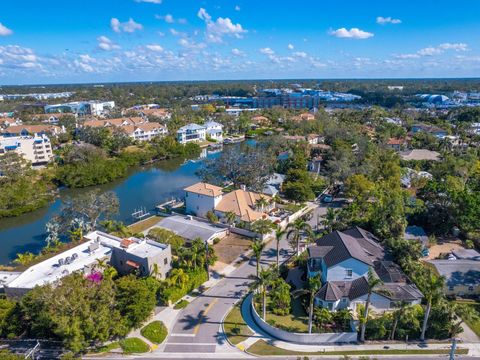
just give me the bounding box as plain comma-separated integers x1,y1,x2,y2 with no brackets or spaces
0,134,53,165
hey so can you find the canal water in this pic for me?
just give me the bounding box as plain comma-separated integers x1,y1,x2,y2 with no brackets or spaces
0,147,227,264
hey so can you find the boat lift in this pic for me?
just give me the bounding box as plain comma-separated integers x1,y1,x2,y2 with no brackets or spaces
131,207,150,221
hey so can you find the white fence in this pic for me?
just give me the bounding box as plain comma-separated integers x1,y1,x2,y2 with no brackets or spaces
247,293,358,345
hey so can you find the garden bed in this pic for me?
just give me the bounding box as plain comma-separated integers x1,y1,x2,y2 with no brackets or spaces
140,321,168,344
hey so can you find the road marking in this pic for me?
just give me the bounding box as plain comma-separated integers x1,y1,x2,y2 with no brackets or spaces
169,333,196,337
193,299,218,335
166,342,217,345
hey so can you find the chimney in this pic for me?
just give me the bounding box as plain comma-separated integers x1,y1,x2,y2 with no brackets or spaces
240,184,246,191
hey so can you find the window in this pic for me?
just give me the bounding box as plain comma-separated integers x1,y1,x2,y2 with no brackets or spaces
468,286,474,292
327,302,333,310
448,285,454,291
345,269,353,278
164,258,168,265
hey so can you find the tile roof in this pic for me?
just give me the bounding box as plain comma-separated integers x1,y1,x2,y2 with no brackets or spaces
184,182,223,197
215,189,271,222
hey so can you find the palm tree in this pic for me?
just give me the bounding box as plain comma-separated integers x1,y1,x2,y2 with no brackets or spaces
322,207,337,232
14,252,36,266
419,274,445,341
359,268,388,342
313,307,333,332
251,219,275,241
251,239,266,278
255,196,269,212
286,218,312,256
169,268,189,288
274,227,286,272
249,267,275,320
225,211,236,228
151,263,160,279
389,301,409,340
293,274,322,334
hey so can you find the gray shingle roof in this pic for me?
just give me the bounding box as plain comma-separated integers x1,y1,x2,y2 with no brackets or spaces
428,259,480,287
378,283,423,301
316,276,370,302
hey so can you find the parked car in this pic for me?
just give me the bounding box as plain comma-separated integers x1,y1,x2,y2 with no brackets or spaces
321,194,334,203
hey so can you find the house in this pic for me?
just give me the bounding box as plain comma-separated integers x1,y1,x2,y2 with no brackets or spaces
177,123,207,144
308,156,323,174
411,124,448,139
307,227,423,312
138,108,171,121
155,215,227,244
4,231,172,298
400,149,440,161
307,134,320,145
386,138,407,151
404,226,429,249
204,120,223,141
1,125,64,137
262,173,285,196
0,134,54,166
401,168,433,188
122,122,168,141
184,182,274,224
295,112,315,121
251,115,270,126
428,259,480,297
184,182,224,217
215,188,273,224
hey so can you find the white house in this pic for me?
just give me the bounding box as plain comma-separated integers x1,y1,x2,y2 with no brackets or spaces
184,182,224,217
308,227,423,313
204,120,223,141
123,122,168,142
177,123,206,144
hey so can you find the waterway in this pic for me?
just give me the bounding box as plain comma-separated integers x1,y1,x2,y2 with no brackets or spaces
0,146,231,264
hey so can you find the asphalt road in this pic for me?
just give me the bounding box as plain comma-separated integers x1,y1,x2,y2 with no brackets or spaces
161,235,293,355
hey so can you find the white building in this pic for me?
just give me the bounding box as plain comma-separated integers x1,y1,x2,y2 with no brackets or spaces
184,182,224,217
0,134,53,165
204,120,223,141
177,123,206,144
123,123,168,142
4,231,172,297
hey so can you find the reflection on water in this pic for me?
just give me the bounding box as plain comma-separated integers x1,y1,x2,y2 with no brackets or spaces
0,149,224,264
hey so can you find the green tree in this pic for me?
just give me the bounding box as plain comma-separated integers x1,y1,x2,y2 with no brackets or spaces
419,274,445,341
274,227,286,271
269,277,291,315
250,267,275,320
359,269,388,342
287,218,312,256
293,274,322,334
251,219,275,240
250,239,266,278
313,307,333,332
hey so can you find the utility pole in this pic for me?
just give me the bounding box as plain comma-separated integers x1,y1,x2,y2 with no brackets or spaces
205,241,210,281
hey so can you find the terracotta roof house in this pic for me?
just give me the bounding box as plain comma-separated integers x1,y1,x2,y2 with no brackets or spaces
386,138,407,151
251,115,270,125
308,227,422,312
1,124,64,137
400,149,440,161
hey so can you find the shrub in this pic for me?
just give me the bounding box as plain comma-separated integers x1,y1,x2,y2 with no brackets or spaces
174,300,189,309
212,238,221,245
159,269,208,304
119,337,150,354
140,321,168,344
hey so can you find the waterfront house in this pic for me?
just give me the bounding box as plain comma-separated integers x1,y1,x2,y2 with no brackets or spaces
177,123,207,144
184,182,224,218
307,227,422,312
204,120,223,141
122,122,168,141
0,134,53,166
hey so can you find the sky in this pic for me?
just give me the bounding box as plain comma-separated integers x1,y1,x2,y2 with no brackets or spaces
0,0,479,85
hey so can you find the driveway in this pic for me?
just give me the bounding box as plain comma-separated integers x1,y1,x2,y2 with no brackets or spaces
158,236,293,355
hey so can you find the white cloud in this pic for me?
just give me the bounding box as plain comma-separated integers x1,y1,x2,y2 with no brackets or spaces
156,14,174,23
178,38,206,50
439,43,468,51
197,8,247,43
396,53,420,59
231,48,244,56
417,47,442,56
111,18,143,33
329,27,374,39
376,16,402,25
145,44,164,52
260,47,275,55
97,36,120,51
0,23,13,36
287,44,294,50
293,51,307,58
134,0,161,3
0,45,42,70
235,5,240,11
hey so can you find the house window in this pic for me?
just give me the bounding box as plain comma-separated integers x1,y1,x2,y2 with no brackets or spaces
164,258,168,265
327,302,333,310
345,269,353,278
448,285,454,291
468,286,474,292
342,298,347,303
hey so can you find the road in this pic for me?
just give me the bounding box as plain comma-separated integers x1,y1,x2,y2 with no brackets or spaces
160,236,292,355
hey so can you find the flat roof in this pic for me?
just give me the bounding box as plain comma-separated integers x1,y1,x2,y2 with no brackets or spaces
7,231,168,290
157,215,225,242
0,271,22,288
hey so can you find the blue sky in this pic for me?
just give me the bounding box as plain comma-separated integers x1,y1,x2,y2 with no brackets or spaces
0,0,479,84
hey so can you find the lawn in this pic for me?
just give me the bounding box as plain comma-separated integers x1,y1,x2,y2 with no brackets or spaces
90,341,120,353
223,302,254,345
247,339,468,356
454,299,480,337
260,296,309,333
128,216,163,233
140,321,168,344
174,299,189,309
119,337,150,354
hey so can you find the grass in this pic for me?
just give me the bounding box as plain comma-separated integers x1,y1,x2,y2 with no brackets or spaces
224,302,254,345
259,296,309,333
127,215,163,233
119,337,150,354
140,321,168,344
454,299,480,337
247,339,468,356
90,341,120,353
174,299,189,309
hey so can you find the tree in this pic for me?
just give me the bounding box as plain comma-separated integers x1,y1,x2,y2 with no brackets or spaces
206,210,218,223
389,301,409,340
313,307,333,332
168,268,190,288
322,207,338,233
255,196,269,212
293,274,322,334
250,239,266,278
224,211,236,227
274,227,286,271
251,219,275,240
287,218,312,256
249,268,275,321
147,227,185,254
359,268,388,342
13,252,36,266
419,274,445,341
269,277,291,315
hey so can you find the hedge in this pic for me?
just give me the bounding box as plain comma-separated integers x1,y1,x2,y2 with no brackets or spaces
159,269,208,304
